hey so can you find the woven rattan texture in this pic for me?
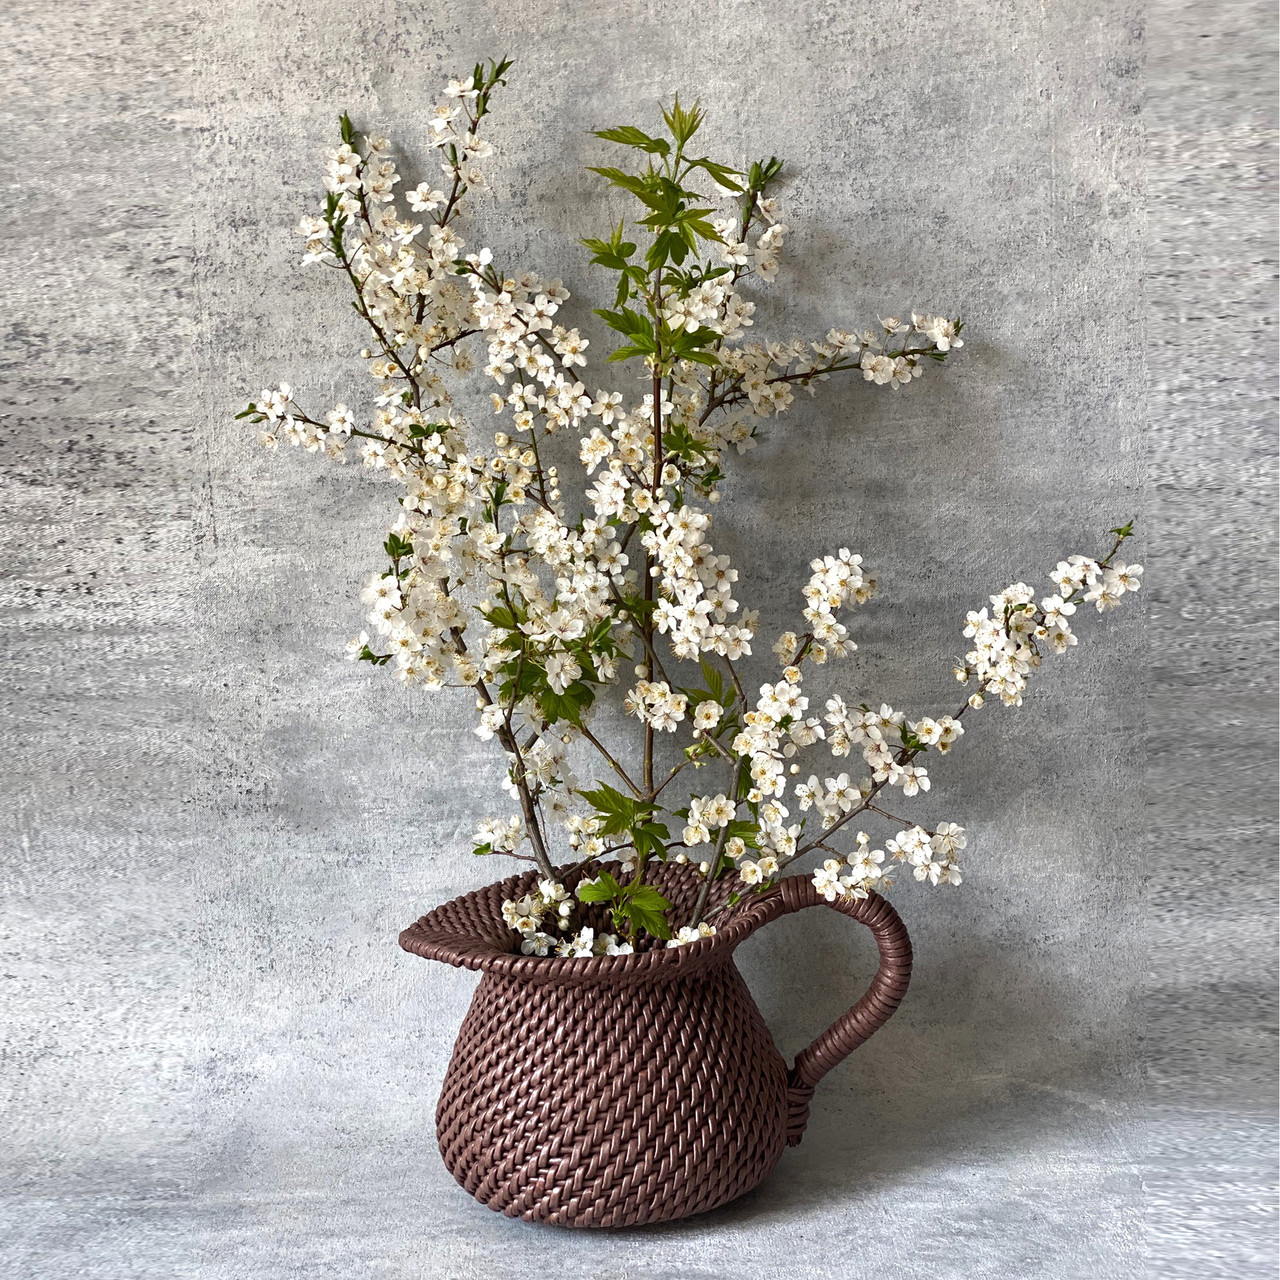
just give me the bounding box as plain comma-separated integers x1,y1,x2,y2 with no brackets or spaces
401,863,912,1227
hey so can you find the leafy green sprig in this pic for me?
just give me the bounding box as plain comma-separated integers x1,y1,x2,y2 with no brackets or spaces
581,96,783,374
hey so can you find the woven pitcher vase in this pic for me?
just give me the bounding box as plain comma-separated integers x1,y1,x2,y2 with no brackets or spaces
400,859,912,1228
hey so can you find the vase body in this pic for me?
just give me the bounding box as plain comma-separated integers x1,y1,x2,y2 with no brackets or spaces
438,950,788,1227
401,861,911,1228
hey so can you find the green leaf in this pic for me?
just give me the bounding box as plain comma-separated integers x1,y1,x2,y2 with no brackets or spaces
663,424,710,463
581,228,639,270
577,871,621,903
586,166,666,206
623,889,672,940
661,95,704,148
594,126,670,157
538,682,594,727
699,658,725,703
479,604,519,630
747,156,784,191
674,205,719,227
606,343,656,364
687,157,743,191
628,884,672,913
578,782,634,816
645,230,688,270
631,821,671,858
594,306,653,340
618,593,658,624
579,782,640,836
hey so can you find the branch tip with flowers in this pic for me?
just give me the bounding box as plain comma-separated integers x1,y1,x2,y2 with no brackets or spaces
240,61,1140,958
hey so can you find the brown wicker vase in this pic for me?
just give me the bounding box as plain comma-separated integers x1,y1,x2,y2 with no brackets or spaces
399,859,912,1228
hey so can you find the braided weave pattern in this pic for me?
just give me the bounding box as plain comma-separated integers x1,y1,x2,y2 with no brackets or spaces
400,862,912,1227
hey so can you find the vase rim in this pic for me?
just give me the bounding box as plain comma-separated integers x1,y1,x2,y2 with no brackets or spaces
400,860,788,988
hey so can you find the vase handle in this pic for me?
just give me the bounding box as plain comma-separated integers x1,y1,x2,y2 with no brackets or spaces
765,879,912,1145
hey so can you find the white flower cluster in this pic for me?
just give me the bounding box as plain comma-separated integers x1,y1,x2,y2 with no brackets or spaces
812,832,890,901
666,922,717,948
794,772,870,827
887,823,966,886
960,556,1143,708
733,675,822,799
910,715,965,752
712,313,960,424
796,547,874,659
680,794,737,847
623,680,689,732
499,873,639,957
821,699,931,792
858,314,963,388
646,505,755,661
246,64,1146,956
737,852,781,885
473,815,525,853
662,277,756,340
502,877,574,954
563,813,604,857
548,926,633,958
308,118,495,364
471,277,596,434
811,819,966,902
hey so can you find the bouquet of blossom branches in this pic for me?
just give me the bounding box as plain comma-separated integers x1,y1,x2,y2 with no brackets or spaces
241,58,1141,959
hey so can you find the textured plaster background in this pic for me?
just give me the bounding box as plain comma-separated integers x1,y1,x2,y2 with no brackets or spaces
2,0,1276,1277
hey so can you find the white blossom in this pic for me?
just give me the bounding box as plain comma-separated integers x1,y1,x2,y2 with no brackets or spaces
244,71,1138,958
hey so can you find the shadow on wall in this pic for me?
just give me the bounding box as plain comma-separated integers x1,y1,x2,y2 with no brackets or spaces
605,910,1137,1239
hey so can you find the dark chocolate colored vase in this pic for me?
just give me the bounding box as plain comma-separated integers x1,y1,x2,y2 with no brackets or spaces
400,861,910,1228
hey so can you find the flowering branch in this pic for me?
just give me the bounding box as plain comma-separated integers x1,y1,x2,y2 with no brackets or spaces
239,61,1140,959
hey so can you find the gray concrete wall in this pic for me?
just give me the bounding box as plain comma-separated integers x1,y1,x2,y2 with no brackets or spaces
2,0,1274,1277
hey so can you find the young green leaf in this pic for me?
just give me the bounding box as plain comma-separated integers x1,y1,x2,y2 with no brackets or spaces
631,821,671,858
699,658,726,703
383,532,414,559
577,872,621,903
586,166,666,207
624,886,672,940
661,95,704,148
687,156,743,191
628,884,672,913
593,125,670,157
